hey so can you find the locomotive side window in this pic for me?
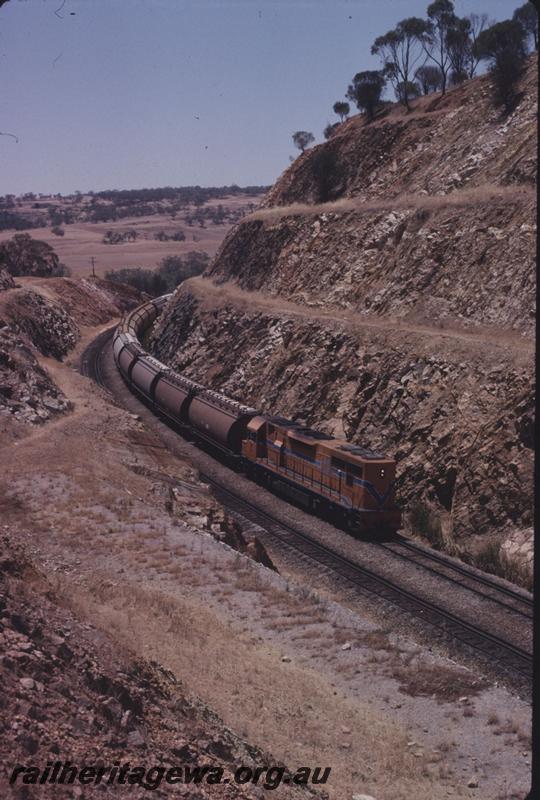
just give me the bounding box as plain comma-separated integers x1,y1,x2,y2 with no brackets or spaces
331,457,363,479
290,439,316,462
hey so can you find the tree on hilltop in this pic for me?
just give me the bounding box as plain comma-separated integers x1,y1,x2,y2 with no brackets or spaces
420,0,459,95
474,19,528,111
446,16,473,84
395,80,421,104
415,64,444,94
332,101,350,122
513,2,538,51
346,70,386,121
464,13,492,78
372,18,428,110
292,131,315,153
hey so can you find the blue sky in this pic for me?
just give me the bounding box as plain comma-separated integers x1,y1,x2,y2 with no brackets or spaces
0,0,524,195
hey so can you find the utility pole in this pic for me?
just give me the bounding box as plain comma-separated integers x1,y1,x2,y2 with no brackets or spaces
90,256,96,277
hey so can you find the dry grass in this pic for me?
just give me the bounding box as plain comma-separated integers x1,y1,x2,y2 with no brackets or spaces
247,184,534,224
391,663,486,702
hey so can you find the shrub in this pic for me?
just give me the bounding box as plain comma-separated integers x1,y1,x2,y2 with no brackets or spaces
51,262,71,277
105,251,210,297
409,502,445,549
395,80,421,103
310,149,344,203
0,233,60,277
346,70,386,120
51,225,65,236
105,267,167,297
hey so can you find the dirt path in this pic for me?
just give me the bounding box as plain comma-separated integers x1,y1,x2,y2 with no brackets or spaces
186,276,533,358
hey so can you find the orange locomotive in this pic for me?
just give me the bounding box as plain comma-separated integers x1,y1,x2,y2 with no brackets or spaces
114,298,401,537
243,416,400,535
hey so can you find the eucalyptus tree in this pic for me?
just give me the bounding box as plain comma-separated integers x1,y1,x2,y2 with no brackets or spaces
332,101,350,123
345,70,386,121
292,131,315,153
371,17,428,110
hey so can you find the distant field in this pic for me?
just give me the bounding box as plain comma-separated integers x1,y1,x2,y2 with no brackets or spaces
0,193,261,278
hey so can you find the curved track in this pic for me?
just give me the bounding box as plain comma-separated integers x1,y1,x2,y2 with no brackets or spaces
79,326,115,387
80,328,533,689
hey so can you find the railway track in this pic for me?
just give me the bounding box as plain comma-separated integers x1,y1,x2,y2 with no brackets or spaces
79,326,115,387
378,537,533,621
204,476,532,684
81,328,533,688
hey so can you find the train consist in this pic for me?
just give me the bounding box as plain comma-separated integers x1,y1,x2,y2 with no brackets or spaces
113,297,401,535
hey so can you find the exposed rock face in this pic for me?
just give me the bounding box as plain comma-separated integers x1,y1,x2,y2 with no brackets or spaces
4,290,79,359
207,198,535,335
0,278,145,429
0,322,71,425
150,290,533,547
209,58,536,335
0,269,15,292
150,59,536,563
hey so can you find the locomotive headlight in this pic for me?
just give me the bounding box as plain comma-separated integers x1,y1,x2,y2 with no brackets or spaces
380,468,385,477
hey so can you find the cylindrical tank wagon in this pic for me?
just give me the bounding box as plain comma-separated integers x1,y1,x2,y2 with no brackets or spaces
188,390,258,454
112,296,401,535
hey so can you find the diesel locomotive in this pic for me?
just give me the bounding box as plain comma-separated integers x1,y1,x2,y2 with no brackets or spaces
113,296,401,536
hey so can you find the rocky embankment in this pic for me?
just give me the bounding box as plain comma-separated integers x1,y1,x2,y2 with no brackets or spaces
150,58,536,583
0,277,143,430
0,532,311,800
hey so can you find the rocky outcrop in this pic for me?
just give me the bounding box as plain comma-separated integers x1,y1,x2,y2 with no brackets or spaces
0,269,15,292
45,276,148,326
4,290,79,359
0,322,71,425
146,466,277,570
0,277,145,428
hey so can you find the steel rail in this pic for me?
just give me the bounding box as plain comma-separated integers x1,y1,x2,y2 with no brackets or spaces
377,538,533,620
203,476,532,683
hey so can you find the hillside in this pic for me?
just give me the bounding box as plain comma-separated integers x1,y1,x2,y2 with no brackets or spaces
150,57,537,579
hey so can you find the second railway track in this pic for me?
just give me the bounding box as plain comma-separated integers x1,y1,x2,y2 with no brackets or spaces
204,476,532,686
378,537,533,620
